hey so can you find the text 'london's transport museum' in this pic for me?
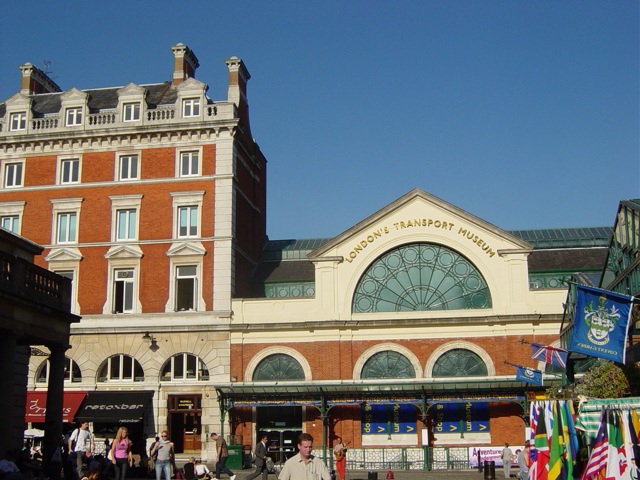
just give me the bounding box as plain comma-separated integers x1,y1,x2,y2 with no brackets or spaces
0,42,620,470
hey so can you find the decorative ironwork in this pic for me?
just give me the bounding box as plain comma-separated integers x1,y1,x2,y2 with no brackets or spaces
252,354,305,381
352,243,491,313
432,349,488,377
361,351,415,379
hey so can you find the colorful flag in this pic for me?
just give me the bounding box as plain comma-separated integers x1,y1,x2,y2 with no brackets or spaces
628,410,640,479
569,285,634,363
581,409,608,480
531,343,569,369
560,400,577,480
533,404,550,480
606,410,628,480
516,365,543,386
548,402,568,480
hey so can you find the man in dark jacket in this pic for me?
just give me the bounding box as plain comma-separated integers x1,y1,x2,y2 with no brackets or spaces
244,434,269,480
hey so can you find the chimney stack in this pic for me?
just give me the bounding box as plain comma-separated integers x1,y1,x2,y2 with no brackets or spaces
225,56,250,108
171,43,199,86
19,63,61,95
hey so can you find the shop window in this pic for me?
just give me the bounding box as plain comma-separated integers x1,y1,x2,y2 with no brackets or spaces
97,354,144,382
432,349,488,377
161,353,209,381
36,357,82,383
361,351,415,379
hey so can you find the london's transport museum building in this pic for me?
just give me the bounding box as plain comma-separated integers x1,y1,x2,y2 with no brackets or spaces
0,42,611,468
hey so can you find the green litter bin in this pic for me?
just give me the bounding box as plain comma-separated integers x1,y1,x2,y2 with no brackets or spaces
226,444,242,470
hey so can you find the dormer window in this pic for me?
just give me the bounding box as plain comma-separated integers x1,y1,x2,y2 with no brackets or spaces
123,102,141,122
182,98,200,117
65,107,82,126
10,112,26,131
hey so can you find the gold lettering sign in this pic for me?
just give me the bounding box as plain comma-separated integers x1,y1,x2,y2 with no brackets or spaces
343,218,496,264
177,398,194,410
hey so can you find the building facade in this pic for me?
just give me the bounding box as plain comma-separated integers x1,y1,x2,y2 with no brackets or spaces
0,43,266,457
0,42,617,468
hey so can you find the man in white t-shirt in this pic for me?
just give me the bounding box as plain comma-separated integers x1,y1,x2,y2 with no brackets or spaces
68,421,94,480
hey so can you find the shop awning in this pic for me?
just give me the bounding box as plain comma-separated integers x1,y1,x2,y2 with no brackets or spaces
75,391,153,423
25,391,87,423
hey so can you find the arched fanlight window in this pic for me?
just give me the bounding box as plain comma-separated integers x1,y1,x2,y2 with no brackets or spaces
432,349,488,377
252,354,305,381
36,357,82,383
160,353,209,381
352,243,492,313
361,351,415,379
97,354,144,382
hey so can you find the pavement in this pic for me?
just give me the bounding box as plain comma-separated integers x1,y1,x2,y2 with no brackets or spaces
228,468,495,480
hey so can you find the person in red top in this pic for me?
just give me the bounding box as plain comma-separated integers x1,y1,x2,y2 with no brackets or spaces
110,427,133,480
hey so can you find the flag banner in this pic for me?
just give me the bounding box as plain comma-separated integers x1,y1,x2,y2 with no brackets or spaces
569,285,634,363
580,409,608,480
531,343,568,369
516,365,542,385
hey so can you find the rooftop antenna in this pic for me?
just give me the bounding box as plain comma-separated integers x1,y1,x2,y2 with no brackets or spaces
43,60,54,76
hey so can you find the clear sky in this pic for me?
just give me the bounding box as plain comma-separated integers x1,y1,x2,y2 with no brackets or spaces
1,1,638,240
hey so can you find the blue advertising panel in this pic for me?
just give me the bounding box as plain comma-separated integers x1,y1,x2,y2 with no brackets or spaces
361,403,416,435
433,402,488,433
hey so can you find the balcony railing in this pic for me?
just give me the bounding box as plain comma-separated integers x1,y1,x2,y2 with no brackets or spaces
0,250,72,313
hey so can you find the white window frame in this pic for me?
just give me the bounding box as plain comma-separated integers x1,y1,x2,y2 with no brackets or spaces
36,357,82,384
65,107,82,126
118,153,139,181
0,201,24,235
177,149,201,177
177,205,198,238
53,268,80,315
116,209,137,241
1,215,20,233
97,354,144,382
3,160,24,188
123,102,141,122
56,212,77,244
50,198,82,245
109,194,142,243
175,264,198,311
171,191,204,240
113,268,135,313
57,156,81,185
182,98,200,117
10,112,26,131
160,353,209,382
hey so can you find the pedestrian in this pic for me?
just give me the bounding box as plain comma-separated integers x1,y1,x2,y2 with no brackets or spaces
332,437,347,480
209,433,236,480
278,433,330,480
183,457,196,480
68,421,94,480
110,427,133,480
245,433,269,480
500,443,514,478
194,459,211,479
517,442,531,480
150,431,174,480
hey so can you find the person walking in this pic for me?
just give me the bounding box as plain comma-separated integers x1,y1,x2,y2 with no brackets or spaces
501,443,514,478
245,434,269,480
278,433,330,480
110,426,133,480
150,431,174,480
210,433,236,480
68,421,94,480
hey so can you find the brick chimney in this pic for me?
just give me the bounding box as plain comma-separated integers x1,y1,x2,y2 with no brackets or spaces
19,63,61,95
171,43,199,86
225,56,250,112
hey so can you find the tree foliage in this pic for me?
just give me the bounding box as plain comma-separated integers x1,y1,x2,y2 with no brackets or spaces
573,359,630,398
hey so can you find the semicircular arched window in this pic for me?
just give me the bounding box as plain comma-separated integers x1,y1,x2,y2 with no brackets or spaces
361,351,415,379
97,354,144,382
352,243,492,313
252,354,305,381
432,349,488,377
161,353,209,382
36,357,82,383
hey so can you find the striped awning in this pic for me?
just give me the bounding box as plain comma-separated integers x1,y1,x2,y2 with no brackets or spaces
575,397,640,442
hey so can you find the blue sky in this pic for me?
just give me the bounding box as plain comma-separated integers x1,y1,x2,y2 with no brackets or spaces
1,1,638,240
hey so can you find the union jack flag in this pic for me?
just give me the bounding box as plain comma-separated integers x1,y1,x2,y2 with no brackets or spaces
531,343,568,369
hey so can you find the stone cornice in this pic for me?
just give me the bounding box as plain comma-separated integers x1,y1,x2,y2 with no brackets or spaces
0,121,239,156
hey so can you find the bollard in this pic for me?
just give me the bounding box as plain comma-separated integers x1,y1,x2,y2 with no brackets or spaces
367,472,378,480
483,460,496,480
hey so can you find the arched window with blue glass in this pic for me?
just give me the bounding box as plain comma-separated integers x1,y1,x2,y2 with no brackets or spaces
252,353,305,381
352,243,492,313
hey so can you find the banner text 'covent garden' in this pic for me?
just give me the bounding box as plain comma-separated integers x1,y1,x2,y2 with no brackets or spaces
343,218,496,263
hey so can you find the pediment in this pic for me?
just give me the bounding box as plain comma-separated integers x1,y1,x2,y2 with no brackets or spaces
309,188,532,260
4,93,31,108
60,88,88,103
176,77,207,94
104,244,143,259
117,83,147,99
45,247,83,262
166,241,206,257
